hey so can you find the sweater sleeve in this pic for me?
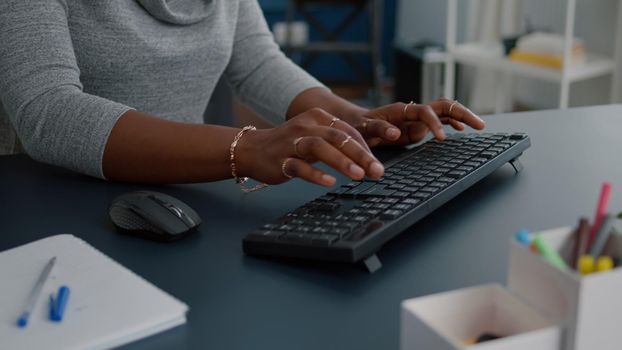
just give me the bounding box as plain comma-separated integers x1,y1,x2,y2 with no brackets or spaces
223,0,327,124
0,0,132,178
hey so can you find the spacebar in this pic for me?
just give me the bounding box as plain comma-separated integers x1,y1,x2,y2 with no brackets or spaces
357,185,396,198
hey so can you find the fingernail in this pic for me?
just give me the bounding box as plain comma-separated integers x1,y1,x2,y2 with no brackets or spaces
370,162,384,178
349,164,365,179
321,174,336,186
386,128,400,139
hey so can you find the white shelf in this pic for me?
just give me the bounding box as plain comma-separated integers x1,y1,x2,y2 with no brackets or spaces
444,0,621,111
451,42,616,83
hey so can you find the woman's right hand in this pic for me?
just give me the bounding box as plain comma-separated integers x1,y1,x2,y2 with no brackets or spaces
235,108,385,187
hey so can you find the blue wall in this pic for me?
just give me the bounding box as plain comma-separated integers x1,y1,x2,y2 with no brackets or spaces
259,0,396,83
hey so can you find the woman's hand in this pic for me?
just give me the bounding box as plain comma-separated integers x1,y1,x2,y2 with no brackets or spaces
235,108,385,187
345,98,486,147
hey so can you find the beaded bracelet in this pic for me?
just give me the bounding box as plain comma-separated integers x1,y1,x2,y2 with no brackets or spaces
229,125,268,193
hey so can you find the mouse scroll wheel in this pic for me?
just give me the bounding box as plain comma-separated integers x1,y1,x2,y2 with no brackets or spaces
168,205,183,218
148,195,196,227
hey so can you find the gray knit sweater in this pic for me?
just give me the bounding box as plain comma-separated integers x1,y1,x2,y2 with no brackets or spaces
0,0,323,178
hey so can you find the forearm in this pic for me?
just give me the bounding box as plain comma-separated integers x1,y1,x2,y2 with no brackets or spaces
103,110,240,184
286,87,368,122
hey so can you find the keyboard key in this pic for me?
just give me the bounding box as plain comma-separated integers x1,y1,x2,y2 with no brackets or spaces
247,230,283,241
327,186,350,196
382,198,400,204
278,224,295,231
393,204,412,211
312,227,330,234
365,209,382,217
381,209,403,220
312,234,339,246
447,171,467,178
510,133,527,140
297,225,312,233
359,186,396,198
388,183,406,190
332,228,349,236
401,198,421,205
479,151,497,159
412,192,432,199
372,203,391,210
456,166,474,172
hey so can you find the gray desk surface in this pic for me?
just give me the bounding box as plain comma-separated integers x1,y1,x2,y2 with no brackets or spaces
2,105,621,349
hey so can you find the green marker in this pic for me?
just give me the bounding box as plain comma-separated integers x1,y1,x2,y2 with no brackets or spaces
533,234,569,271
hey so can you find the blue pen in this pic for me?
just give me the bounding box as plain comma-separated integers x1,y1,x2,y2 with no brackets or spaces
17,257,56,328
49,286,70,322
515,229,532,246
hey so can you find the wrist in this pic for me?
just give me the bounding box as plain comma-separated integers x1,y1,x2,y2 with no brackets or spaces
232,127,262,179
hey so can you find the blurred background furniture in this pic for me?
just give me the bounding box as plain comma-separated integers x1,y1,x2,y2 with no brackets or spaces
283,0,385,106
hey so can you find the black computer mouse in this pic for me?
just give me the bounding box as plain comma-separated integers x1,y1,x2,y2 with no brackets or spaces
109,191,201,241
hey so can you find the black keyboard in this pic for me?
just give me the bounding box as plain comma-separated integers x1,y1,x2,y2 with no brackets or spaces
243,133,531,272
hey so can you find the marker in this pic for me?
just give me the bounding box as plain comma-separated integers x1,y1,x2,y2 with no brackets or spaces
515,229,531,246
533,234,569,271
589,213,615,258
572,218,590,268
588,182,612,250
17,257,56,328
49,286,70,322
596,256,614,272
578,255,595,275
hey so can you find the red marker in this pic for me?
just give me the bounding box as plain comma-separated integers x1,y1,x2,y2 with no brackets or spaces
587,182,612,250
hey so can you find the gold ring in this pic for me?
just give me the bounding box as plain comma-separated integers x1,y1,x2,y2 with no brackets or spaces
449,100,459,114
282,158,294,179
402,101,415,119
362,121,369,133
338,135,352,149
293,136,304,158
329,117,340,128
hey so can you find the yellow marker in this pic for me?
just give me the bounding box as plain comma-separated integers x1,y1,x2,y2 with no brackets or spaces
578,255,595,275
596,256,614,272
463,337,477,346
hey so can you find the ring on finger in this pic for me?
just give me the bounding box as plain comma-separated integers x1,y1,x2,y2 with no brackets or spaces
329,117,340,128
449,100,459,115
338,135,353,149
282,158,294,179
293,136,304,158
402,101,416,119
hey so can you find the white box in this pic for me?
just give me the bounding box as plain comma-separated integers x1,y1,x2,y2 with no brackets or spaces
400,284,562,350
508,227,622,350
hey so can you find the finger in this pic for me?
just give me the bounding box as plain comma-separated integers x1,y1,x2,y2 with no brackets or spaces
302,125,380,165
441,117,465,131
362,118,401,141
405,104,446,140
431,99,485,130
297,135,384,180
331,119,372,153
284,158,336,187
407,123,430,144
306,108,371,152
366,137,384,147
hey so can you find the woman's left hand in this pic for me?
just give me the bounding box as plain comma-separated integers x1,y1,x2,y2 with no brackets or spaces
345,98,486,147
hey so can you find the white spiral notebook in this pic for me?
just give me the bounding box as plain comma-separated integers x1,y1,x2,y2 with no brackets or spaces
0,234,189,350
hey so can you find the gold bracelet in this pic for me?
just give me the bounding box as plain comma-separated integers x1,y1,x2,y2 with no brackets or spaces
229,125,268,193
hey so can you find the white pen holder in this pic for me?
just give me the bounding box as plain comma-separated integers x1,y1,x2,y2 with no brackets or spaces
508,226,622,350
400,227,622,350
400,284,562,350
